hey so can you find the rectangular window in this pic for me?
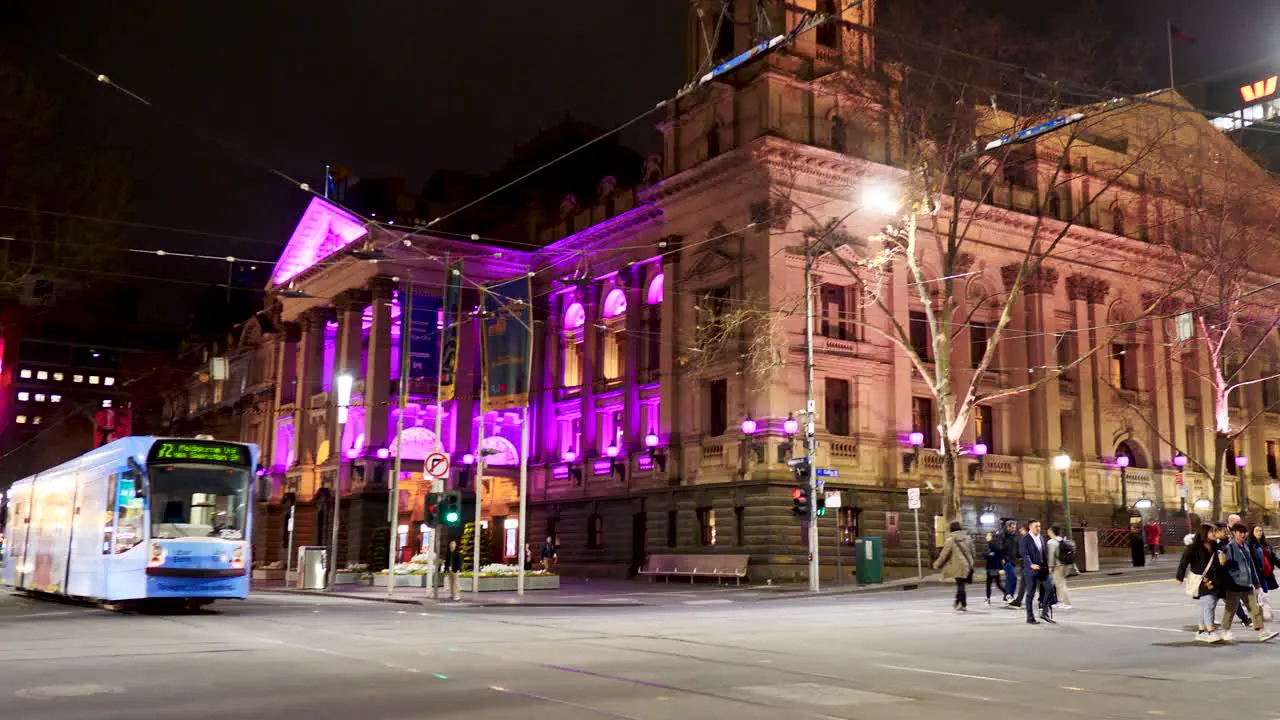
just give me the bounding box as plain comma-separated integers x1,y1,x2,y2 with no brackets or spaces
587,513,604,549
612,409,624,447
708,378,728,436
558,416,582,457
1264,377,1280,411
825,378,851,436
819,284,858,340
697,508,716,546
563,337,584,388
1269,441,1277,480
735,506,745,546
839,507,857,546
970,323,989,368
666,509,678,547
601,330,623,381
547,518,560,549
641,401,660,440
1054,332,1071,370
975,405,996,454
909,311,931,360
912,397,935,448
1175,312,1194,341
1111,344,1135,390
644,305,662,373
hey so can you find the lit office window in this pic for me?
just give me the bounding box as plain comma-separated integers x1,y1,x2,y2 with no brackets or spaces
89,376,100,385
17,392,28,401
102,399,112,408
104,377,115,386
50,395,61,403
73,375,84,383
36,371,48,380
53,372,64,381
19,369,31,379
15,415,26,424
34,394,45,402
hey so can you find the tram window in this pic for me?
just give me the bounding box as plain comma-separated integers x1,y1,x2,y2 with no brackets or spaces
149,465,249,540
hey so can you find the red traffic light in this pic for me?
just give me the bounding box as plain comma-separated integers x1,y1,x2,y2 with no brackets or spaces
793,488,803,499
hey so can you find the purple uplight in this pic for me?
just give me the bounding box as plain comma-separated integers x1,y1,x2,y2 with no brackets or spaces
972,443,988,457
1173,454,1188,468
345,447,359,460
741,416,757,435
272,197,369,286
602,288,628,318
563,449,578,463
645,430,659,448
376,448,390,460
605,444,620,458
783,415,799,435
646,273,664,305
1115,455,1130,468
462,452,476,465
908,431,925,447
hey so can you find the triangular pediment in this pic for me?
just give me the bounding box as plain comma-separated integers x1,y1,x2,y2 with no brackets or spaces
271,197,369,286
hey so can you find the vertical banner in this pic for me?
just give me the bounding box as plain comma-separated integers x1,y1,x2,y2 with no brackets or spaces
408,293,443,381
438,261,464,401
482,276,532,411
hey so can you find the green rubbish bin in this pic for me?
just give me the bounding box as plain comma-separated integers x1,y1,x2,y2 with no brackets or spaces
854,536,883,584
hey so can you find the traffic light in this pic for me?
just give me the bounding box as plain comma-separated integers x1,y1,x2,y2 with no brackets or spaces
816,492,827,517
424,493,441,526
792,486,810,518
441,491,462,526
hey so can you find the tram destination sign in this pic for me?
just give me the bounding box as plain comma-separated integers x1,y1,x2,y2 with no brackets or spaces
149,440,250,467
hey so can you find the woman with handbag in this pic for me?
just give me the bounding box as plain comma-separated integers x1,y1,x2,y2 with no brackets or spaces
934,521,975,612
1176,523,1223,643
1249,526,1278,621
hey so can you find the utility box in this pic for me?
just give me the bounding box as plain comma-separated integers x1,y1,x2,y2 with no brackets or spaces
854,536,884,584
297,546,328,589
1074,528,1100,572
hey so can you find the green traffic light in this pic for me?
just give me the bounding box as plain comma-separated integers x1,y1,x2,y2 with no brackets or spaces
445,511,459,524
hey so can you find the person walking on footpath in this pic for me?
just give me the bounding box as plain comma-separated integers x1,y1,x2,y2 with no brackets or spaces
1129,523,1146,567
539,535,557,571
1007,523,1029,608
1249,525,1278,621
1223,518,1252,628
1047,526,1073,609
1000,520,1020,602
934,521,976,612
443,539,463,601
1146,521,1162,562
1218,524,1277,642
1176,523,1224,643
1020,520,1053,624
983,531,1005,605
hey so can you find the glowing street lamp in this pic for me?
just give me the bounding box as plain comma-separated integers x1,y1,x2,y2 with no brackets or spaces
904,431,925,473
783,414,799,435
1116,454,1131,510
1053,449,1074,538
859,180,901,216
741,416,758,435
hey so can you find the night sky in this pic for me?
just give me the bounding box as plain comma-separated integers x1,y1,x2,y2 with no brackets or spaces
1,0,1276,329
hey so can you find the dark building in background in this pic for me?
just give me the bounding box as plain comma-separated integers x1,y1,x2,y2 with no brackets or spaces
1199,63,1280,170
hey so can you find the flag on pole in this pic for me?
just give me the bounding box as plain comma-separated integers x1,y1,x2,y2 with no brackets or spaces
438,261,463,402
1169,24,1196,44
480,276,533,412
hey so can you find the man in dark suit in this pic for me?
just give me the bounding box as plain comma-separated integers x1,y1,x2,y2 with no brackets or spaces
1020,519,1053,624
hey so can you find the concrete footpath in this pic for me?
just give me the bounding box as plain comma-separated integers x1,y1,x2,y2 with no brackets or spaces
253,557,1171,608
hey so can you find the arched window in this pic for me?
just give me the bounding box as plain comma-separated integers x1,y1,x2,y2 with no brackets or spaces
816,0,839,48
562,301,585,388
715,0,735,60
602,288,628,318
831,115,847,153
643,273,664,375
1116,440,1145,468
600,289,626,382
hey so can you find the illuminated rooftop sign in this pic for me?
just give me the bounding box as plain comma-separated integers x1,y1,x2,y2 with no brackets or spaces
271,197,369,286
149,440,251,467
1241,75,1278,103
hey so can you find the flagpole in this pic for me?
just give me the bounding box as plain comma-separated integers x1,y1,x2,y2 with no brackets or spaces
516,312,533,596
429,258,451,601
1167,20,1176,91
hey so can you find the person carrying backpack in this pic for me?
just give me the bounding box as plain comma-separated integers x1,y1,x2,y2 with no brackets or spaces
1047,525,1073,609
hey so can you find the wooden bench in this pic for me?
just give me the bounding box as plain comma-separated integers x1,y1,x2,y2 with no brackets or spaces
637,553,749,585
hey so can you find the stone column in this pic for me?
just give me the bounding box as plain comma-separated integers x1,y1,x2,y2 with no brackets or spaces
272,322,300,469
364,278,395,452
888,259,913,478
539,292,563,464
622,266,645,450
1001,264,1062,457
581,283,601,457
1065,274,1109,462
333,290,368,489
659,237,682,476
295,308,332,475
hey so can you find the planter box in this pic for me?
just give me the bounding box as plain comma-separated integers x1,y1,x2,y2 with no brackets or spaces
252,569,285,582
373,574,427,588
459,575,560,592
334,572,367,585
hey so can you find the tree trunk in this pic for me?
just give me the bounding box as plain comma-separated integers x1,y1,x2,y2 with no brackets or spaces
940,435,960,523
1212,432,1230,520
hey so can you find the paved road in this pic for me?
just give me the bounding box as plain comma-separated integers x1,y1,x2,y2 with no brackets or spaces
1,569,1273,719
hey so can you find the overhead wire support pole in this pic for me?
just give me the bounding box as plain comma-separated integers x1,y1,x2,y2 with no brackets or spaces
804,232,819,593
388,283,413,599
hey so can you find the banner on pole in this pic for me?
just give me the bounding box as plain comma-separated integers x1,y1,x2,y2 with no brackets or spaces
408,293,443,381
438,261,464,401
481,276,532,411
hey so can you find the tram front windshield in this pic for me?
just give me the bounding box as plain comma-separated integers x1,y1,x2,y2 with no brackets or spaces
149,464,250,540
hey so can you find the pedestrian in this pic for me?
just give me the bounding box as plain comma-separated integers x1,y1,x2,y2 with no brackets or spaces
1047,526,1072,609
443,539,463,601
934,521,975,612
1000,520,1019,602
1175,523,1224,643
983,531,1005,605
1222,519,1252,628
1020,519,1054,624
539,535,557,572
1249,525,1278,621
1145,521,1162,561
1007,523,1029,608
1129,524,1146,567
1217,524,1277,642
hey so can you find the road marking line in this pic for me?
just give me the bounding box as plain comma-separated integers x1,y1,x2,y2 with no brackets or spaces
1072,579,1167,590
1057,619,1184,634
682,599,734,605
874,664,1017,684
490,684,644,720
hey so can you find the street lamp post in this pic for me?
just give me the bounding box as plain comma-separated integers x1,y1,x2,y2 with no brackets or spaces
1172,453,1188,514
1236,454,1249,513
1115,454,1130,510
1053,449,1073,539
330,371,354,589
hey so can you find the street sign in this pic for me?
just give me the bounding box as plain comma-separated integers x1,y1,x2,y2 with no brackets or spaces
907,487,921,510
425,452,451,479
825,491,842,508
815,468,839,478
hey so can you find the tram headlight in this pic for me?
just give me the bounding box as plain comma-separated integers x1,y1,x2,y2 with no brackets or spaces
231,545,244,569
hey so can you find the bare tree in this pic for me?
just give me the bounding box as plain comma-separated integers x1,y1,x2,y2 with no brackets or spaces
1142,134,1280,519
770,10,1187,521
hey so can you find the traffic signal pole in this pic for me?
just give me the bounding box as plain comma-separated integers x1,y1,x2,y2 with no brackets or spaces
389,284,412,599
803,232,819,593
